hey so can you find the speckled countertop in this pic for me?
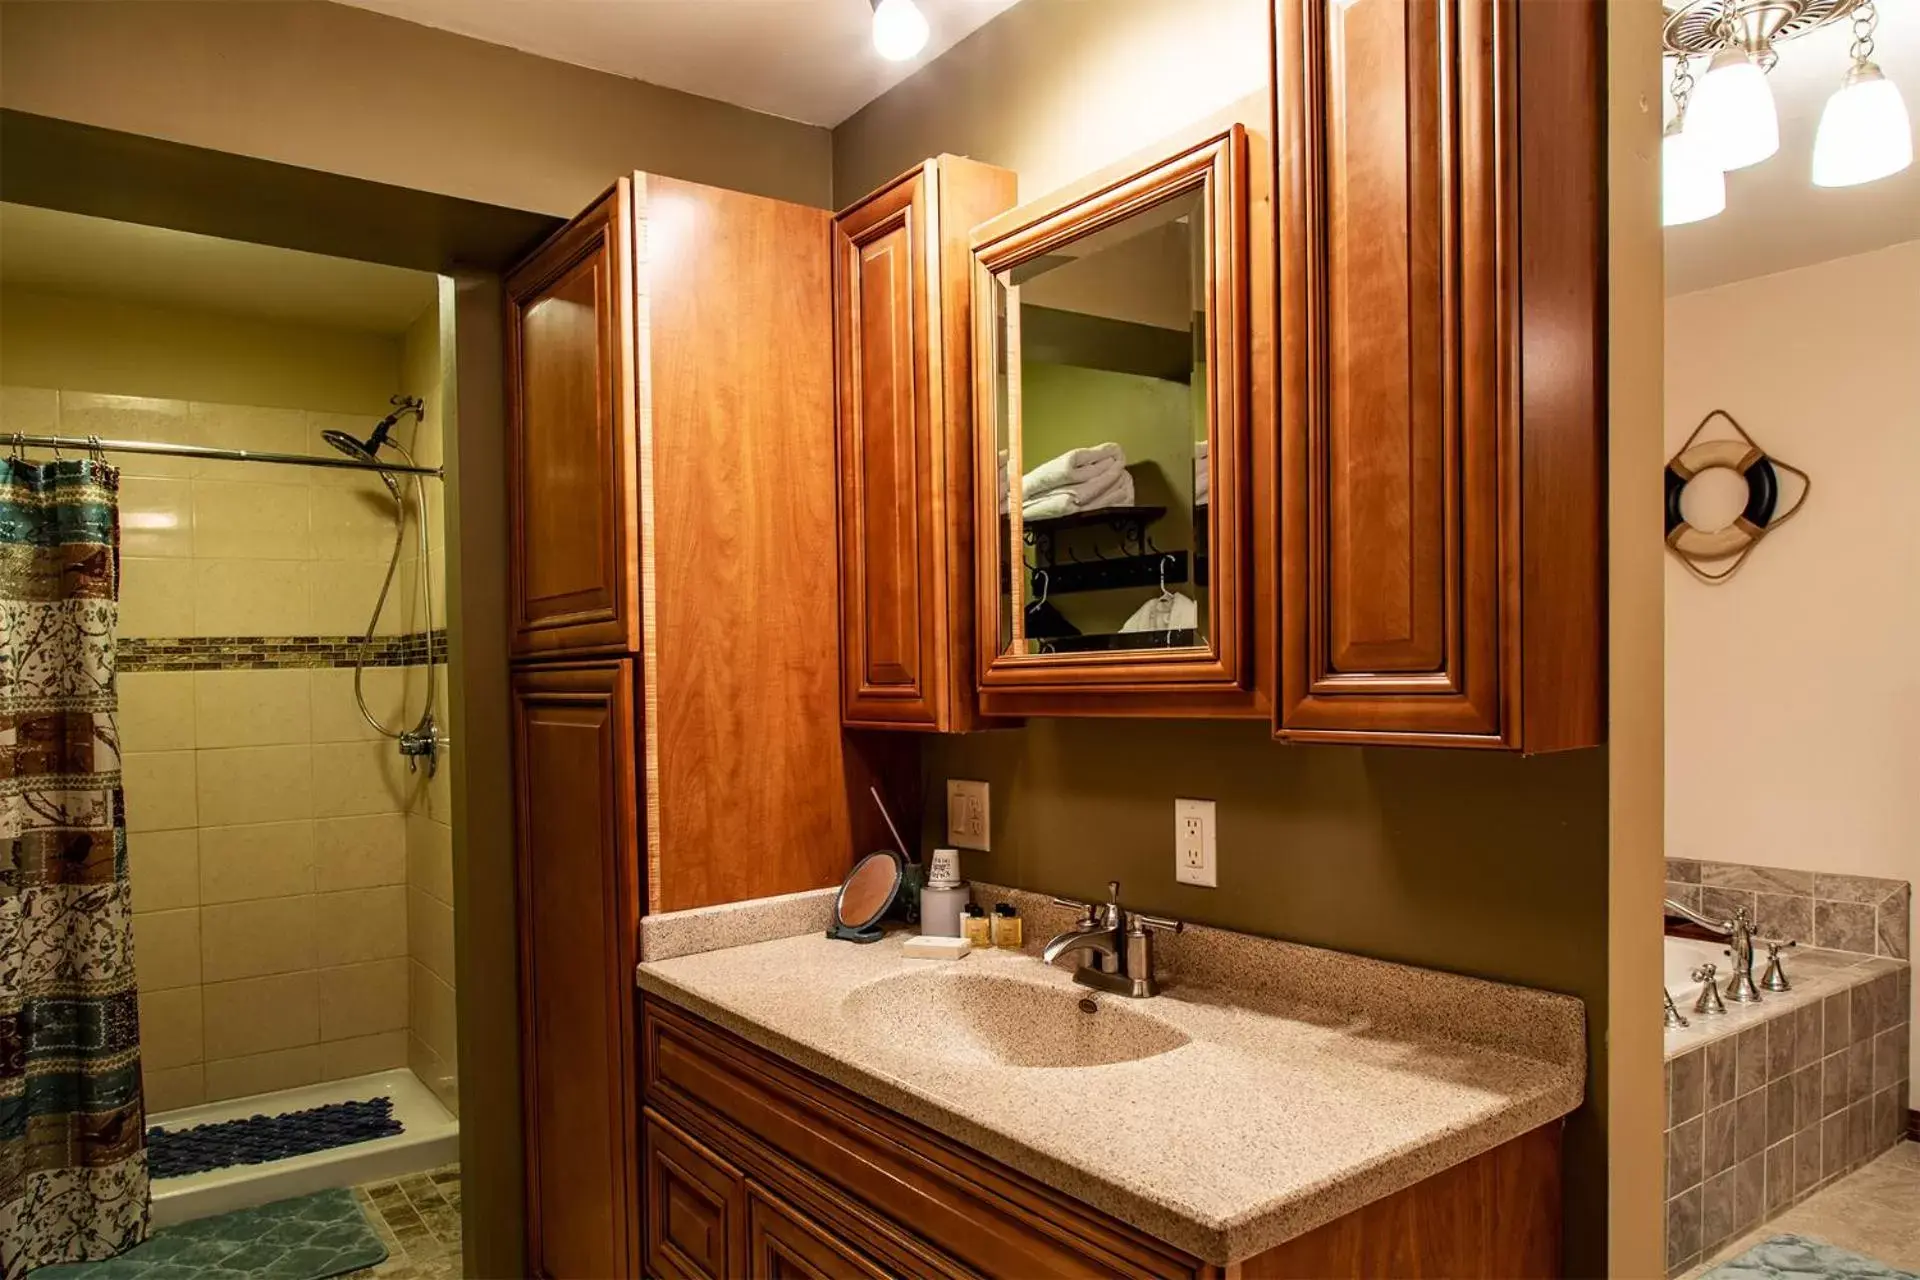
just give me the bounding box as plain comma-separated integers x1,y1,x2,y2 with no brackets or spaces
636,888,1586,1264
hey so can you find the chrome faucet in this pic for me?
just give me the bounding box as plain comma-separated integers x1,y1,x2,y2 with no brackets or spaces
1043,881,1182,999
1665,898,1765,1004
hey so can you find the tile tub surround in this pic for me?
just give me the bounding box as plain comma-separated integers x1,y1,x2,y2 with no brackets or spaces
638,886,838,961
1665,859,1910,962
1661,961,1911,1276
637,926,1584,1263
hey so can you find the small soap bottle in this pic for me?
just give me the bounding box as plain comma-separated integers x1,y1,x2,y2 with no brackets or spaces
919,847,968,939
991,903,1023,949
962,903,992,948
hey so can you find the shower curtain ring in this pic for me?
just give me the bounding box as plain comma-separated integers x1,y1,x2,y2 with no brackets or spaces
87,436,106,465
9,433,23,463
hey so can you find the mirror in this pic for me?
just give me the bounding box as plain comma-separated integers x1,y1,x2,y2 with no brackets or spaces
827,851,902,944
973,126,1245,697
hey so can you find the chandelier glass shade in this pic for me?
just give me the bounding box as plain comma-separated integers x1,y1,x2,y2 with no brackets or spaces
1664,116,1729,225
1813,60,1914,186
1685,45,1781,170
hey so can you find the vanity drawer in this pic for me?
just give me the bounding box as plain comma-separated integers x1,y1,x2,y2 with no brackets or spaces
641,998,1204,1280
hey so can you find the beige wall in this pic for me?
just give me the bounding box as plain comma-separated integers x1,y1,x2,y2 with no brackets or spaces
0,0,830,214
835,1,1618,1270
1665,238,1920,1069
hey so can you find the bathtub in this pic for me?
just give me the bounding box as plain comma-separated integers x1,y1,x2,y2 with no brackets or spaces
1664,934,1730,1004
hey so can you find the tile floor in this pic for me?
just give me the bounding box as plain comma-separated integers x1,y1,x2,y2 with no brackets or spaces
1687,1141,1920,1277
343,1165,462,1280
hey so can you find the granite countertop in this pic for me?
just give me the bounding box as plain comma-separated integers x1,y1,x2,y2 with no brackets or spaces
636,888,1587,1265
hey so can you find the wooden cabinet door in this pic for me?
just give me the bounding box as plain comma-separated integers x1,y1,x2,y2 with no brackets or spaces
506,181,639,657
1278,0,1514,745
512,661,641,1278
643,1110,745,1280
747,1184,889,1280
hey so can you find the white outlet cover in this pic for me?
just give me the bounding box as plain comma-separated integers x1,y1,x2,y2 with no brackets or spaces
1174,797,1217,888
946,779,990,852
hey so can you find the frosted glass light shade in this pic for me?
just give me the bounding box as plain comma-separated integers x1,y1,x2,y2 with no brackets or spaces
1687,46,1780,171
1813,62,1913,187
871,0,930,61
1664,119,1727,226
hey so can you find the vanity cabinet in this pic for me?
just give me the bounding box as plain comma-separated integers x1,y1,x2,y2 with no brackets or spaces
834,156,1016,732
1273,0,1604,749
641,996,1564,1279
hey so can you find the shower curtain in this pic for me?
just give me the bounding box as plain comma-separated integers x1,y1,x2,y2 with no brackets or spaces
0,458,149,1278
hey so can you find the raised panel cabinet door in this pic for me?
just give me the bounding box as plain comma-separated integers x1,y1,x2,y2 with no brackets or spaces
512,661,642,1278
643,1110,746,1280
506,181,639,657
835,164,942,728
1278,0,1516,745
747,1183,889,1280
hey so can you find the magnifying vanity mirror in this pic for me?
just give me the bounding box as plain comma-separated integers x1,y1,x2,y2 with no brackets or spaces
971,126,1248,709
827,850,903,944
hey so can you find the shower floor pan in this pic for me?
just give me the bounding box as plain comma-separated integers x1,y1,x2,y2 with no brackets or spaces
149,1068,458,1228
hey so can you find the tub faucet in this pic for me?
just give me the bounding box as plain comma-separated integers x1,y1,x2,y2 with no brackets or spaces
1043,881,1182,999
1665,898,1764,1004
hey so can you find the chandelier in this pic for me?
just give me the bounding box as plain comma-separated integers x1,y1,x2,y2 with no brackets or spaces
1663,0,1913,226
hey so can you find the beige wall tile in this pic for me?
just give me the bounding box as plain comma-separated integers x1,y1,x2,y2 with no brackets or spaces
193,669,311,749
406,813,454,906
195,745,312,826
311,559,412,636
407,886,455,987
409,1033,459,1117
132,908,200,990
61,392,193,478
318,958,408,1040
193,560,311,635
200,895,315,982
312,741,409,817
309,667,411,744
0,385,59,432
129,829,198,912
311,485,406,562
409,959,458,1069
199,821,314,904
138,986,203,1069
120,477,194,559
190,403,306,479
314,886,407,967
142,1063,205,1114
314,814,406,892
191,479,312,561
320,1030,408,1082
119,558,196,637
122,750,196,832
203,1046,322,1102
202,971,319,1059
118,672,195,752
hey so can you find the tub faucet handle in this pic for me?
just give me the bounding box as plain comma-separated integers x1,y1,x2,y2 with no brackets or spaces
1759,937,1797,992
1692,963,1728,1016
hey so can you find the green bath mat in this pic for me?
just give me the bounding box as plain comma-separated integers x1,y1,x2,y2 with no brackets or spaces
34,1188,386,1280
1700,1234,1920,1280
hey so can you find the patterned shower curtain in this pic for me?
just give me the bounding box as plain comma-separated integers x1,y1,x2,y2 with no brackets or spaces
0,459,149,1278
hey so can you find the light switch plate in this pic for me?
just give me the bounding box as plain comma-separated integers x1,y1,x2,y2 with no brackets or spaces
1174,797,1217,887
946,779,990,851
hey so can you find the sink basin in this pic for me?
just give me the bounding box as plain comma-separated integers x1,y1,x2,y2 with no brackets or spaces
839,970,1190,1068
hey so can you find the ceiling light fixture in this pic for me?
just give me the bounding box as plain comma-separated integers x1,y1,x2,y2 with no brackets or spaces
871,0,930,62
1812,3,1913,186
1664,58,1728,225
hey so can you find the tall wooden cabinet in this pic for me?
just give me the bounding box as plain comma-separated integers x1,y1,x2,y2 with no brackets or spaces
505,173,864,1277
833,156,1015,731
1274,0,1604,750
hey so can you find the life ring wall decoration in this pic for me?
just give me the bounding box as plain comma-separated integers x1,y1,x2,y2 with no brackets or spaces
1665,409,1810,584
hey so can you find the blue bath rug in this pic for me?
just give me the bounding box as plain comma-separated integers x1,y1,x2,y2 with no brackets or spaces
1700,1235,1920,1280
147,1098,402,1179
33,1187,387,1279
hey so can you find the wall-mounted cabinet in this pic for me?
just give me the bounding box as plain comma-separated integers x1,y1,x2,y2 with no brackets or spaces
970,125,1267,719
1274,0,1604,750
834,156,1016,732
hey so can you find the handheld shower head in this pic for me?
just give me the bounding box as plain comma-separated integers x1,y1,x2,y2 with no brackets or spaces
320,395,423,495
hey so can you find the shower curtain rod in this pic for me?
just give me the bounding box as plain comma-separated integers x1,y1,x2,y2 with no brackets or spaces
4,432,445,478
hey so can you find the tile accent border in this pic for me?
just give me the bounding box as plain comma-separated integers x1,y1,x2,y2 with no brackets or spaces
120,631,448,673
1667,858,1911,961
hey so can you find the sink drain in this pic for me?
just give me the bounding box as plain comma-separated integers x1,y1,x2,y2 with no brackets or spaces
1077,996,1099,1014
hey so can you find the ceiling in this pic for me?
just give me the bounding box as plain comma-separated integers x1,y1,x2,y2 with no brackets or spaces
0,204,439,334
1664,6,1920,295
336,0,1024,127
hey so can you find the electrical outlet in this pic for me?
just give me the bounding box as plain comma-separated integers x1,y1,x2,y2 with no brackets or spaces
1174,797,1217,887
946,779,990,851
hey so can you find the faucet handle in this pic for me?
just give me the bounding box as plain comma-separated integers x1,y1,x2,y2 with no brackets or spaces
1050,894,1098,923
1132,913,1183,935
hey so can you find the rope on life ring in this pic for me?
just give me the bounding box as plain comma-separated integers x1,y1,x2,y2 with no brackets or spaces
1664,410,1810,585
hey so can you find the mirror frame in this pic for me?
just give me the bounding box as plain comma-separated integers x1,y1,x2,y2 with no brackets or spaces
969,124,1249,703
